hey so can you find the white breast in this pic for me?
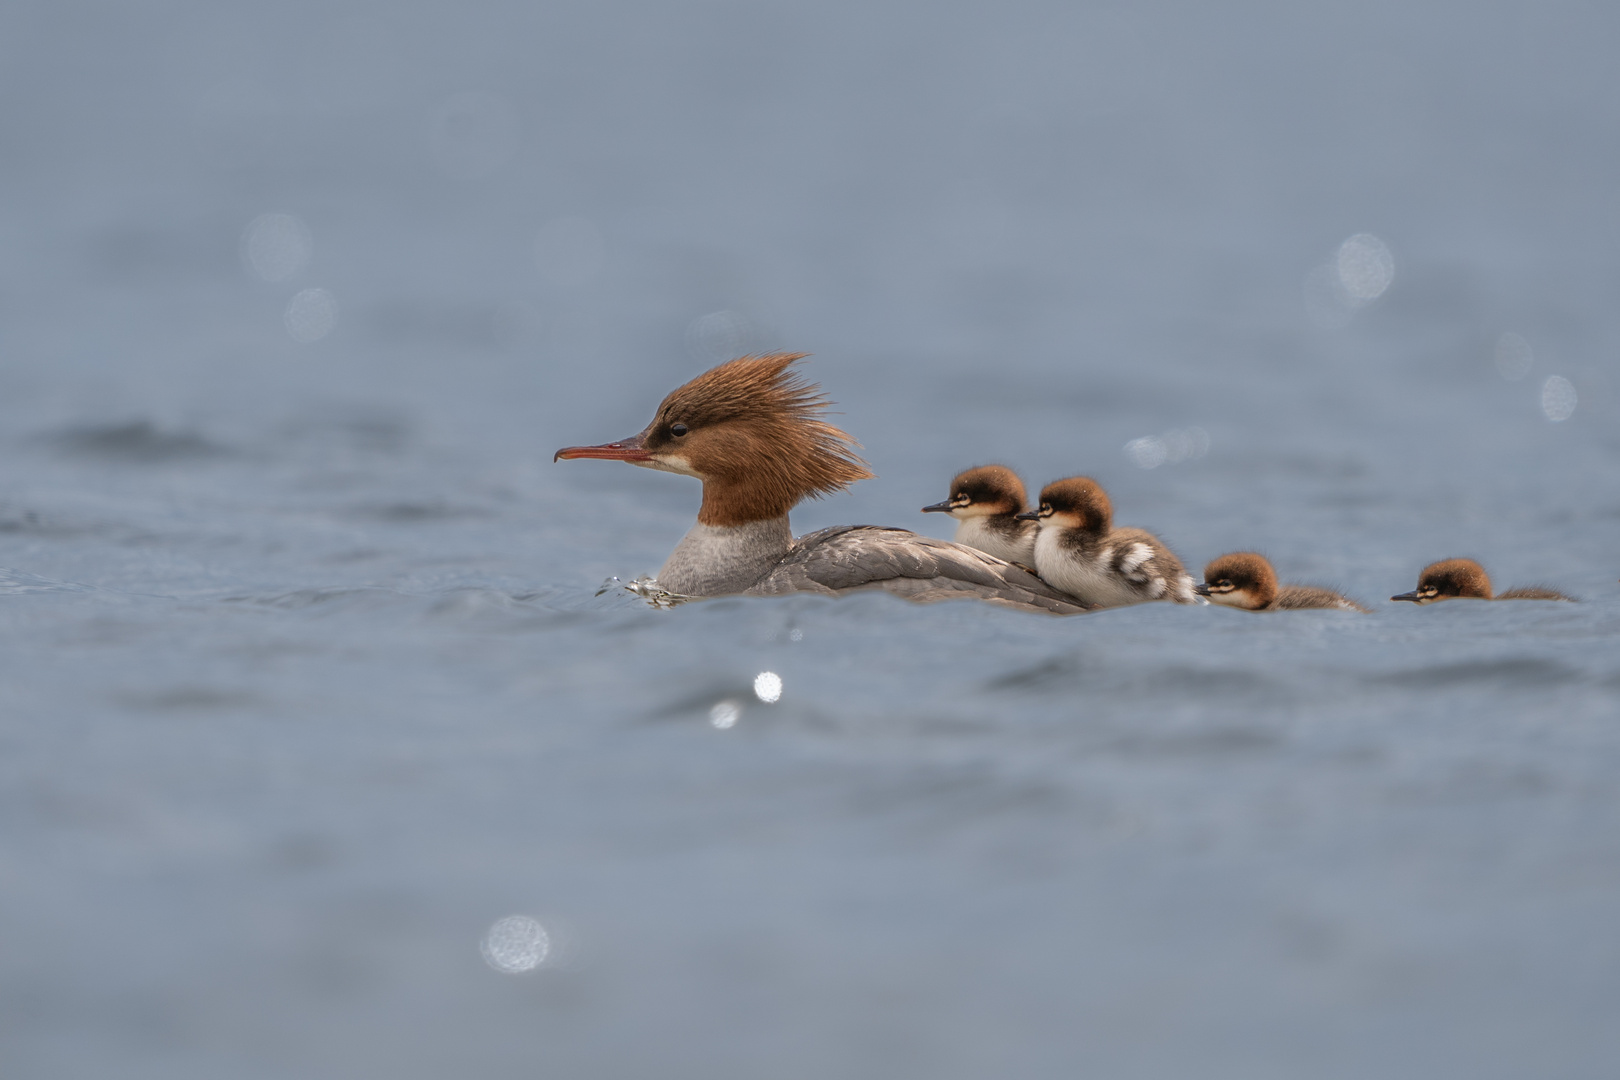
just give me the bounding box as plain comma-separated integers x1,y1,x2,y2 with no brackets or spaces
1033,530,1149,608
953,517,1036,566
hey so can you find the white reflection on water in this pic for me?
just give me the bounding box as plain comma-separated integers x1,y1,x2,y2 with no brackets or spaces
1125,436,1168,469
535,217,605,287
481,915,550,973
427,92,520,179
1336,233,1394,301
1125,427,1209,469
1541,375,1577,422
284,288,338,343
753,671,783,703
1304,233,1394,328
709,700,742,729
240,214,311,283
1495,332,1534,381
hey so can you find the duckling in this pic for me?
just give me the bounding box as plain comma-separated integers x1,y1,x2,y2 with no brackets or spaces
1196,551,1369,612
1391,558,1576,603
1016,476,1198,607
921,465,1037,567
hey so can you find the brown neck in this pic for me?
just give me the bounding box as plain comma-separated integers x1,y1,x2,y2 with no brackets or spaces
697,478,798,528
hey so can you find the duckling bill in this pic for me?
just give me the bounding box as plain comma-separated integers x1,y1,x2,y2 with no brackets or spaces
921,465,1037,567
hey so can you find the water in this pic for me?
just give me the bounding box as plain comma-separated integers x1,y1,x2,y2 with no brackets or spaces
4,2,1620,1077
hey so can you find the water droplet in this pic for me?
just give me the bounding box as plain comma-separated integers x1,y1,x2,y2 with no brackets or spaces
1335,233,1394,302
240,213,312,283
284,288,339,343
1541,375,1576,422
535,217,605,287
427,92,520,179
709,700,742,729
481,915,550,973
753,671,782,704
1494,332,1534,381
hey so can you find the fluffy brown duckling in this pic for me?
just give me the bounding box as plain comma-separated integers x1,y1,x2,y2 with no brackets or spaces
1391,558,1576,604
921,465,1037,567
1196,551,1369,612
1017,476,1198,607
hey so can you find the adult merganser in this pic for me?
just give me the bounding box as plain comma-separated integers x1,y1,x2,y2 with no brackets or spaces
1391,558,1575,604
1015,476,1198,607
1195,551,1369,612
920,465,1037,568
555,354,1089,614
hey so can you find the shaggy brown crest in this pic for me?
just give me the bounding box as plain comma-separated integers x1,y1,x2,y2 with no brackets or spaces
1032,477,1112,534
556,354,872,527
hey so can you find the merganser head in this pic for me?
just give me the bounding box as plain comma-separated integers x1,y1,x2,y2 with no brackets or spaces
921,465,1028,519
1195,552,1278,610
1015,476,1112,535
1391,558,1493,603
554,353,872,526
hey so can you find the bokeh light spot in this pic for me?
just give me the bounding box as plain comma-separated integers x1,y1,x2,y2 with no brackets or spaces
240,213,312,283
1125,428,1208,470
753,671,782,704
284,288,339,343
1124,436,1167,470
1336,233,1394,302
1541,375,1577,422
709,700,741,729
481,915,550,973
1305,233,1394,329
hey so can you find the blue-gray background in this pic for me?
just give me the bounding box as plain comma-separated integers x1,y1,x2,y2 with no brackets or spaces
4,2,1619,1077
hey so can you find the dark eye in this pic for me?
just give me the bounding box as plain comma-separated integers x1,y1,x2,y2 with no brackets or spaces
670,423,688,437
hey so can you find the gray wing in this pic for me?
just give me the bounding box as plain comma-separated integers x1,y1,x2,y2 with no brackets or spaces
748,526,1091,615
